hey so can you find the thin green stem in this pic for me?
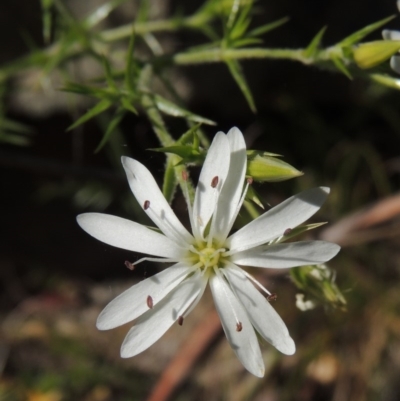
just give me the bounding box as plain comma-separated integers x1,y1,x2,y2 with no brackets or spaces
138,65,195,202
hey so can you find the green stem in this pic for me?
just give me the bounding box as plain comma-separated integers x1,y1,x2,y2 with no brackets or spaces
174,47,331,65
138,65,195,202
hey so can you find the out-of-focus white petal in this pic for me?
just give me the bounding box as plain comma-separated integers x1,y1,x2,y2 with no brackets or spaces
192,132,230,238
120,271,205,358
212,127,247,242
382,29,400,40
390,55,400,74
223,265,295,355
209,272,265,377
77,213,184,259
232,241,341,269
122,157,193,244
97,263,192,330
228,187,330,253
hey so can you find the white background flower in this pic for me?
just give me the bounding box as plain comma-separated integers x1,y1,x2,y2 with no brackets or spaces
77,127,340,377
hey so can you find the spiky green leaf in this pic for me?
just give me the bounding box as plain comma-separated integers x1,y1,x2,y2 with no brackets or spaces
304,26,327,58
338,15,395,47
154,95,216,125
225,59,256,113
95,108,125,153
67,99,112,131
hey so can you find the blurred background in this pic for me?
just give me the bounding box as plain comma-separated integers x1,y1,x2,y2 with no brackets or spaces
1,0,400,400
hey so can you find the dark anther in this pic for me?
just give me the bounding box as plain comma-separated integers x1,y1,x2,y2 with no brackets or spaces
178,316,184,326
211,176,219,188
267,293,278,302
147,295,154,309
247,177,253,185
236,322,243,332
283,228,292,236
144,200,150,210
182,171,188,181
124,261,135,271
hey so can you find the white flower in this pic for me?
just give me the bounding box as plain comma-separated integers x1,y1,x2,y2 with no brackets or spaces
77,127,340,377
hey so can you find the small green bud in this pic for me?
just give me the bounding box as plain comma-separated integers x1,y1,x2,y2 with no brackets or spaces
353,40,400,69
246,150,303,182
290,264,347,311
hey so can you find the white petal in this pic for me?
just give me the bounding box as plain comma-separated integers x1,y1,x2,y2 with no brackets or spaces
77,213,184,259
120,271,205,358
232,241,340,269
382,29,400,41
209,272,265,377
192,132,230,237
228,187,330,253
391,55,400,75
122,157,193,244
223,265,295,355
97,263,192,330
212,127,247,242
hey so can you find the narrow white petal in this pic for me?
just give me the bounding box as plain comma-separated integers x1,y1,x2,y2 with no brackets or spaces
232,241,340,269
212,127,247,242
223,265,295,355
391,55,400,75
97,263,192,330
122,157,193,244
209,272,265,377
77,213,184,259
382,29,400,41
228,187,330,253
193,132,230,237
120,271,205,358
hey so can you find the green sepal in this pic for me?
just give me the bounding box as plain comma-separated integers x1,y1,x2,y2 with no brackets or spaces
245,184,264,209
162,157,178,203
246,150,303,182
275,222,327,243
370,73,400,90
150,145,205,165
331,55,353,80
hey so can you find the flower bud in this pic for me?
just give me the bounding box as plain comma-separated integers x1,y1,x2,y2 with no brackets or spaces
246,150,303,182
353,40,400,69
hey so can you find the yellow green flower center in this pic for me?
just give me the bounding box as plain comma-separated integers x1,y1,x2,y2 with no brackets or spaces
188,242,227,271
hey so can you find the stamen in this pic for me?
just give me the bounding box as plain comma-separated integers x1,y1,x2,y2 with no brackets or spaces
134,256,180,265
247,177,253,185
144,200,150,210
236,322,243,332
147,295,154,309
283,228,292,236
178,316,184,326
182,170,188,181
267,293,278,301
124,261,135,271
211,176,219,188
240,268,272,296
